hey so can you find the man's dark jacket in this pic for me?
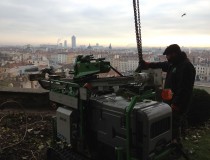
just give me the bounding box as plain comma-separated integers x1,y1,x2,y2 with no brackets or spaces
148,52,196,113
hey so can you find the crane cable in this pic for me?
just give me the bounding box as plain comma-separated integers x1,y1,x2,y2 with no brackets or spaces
133,0,143,71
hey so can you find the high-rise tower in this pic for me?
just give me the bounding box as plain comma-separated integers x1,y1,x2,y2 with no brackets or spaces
64,40,67,48
71,35,76,49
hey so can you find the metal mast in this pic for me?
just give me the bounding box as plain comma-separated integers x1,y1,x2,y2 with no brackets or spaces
133,0,143,70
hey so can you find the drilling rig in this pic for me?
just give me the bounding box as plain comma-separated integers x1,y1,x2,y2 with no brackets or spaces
29,0,178,160
30,54,172,160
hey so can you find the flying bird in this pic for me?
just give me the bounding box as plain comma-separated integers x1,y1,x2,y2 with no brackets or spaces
181,13,186,17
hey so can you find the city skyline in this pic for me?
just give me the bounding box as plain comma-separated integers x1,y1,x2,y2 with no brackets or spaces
0,0,210,47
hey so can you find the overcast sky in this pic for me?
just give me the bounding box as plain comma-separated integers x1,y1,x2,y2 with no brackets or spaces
0,0,210,47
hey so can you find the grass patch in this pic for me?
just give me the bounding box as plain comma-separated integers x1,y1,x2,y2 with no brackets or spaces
179,121,210,160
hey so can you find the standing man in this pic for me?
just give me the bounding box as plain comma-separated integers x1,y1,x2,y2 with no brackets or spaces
136,44,196,143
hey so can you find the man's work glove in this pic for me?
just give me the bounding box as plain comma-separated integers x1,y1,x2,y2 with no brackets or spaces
171,104,180,112
135,60,150,72
161,89,173,101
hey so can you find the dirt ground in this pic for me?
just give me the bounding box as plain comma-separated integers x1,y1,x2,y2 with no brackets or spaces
1,108,210,160
0,110,55,160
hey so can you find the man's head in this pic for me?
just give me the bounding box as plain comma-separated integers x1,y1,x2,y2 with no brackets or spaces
163,44,181,63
